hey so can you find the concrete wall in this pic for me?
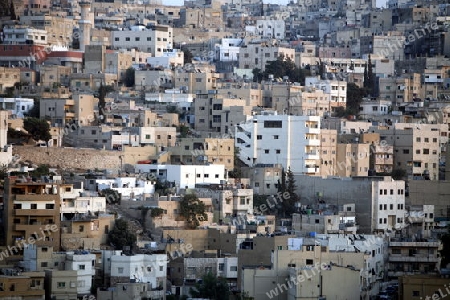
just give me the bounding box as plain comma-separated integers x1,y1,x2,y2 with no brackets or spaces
13,146,121,170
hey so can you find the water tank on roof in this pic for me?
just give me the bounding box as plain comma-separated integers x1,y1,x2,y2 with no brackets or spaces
310,232,316,237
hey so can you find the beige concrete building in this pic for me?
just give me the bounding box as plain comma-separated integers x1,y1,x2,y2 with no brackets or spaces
407,180,450,219
40,93,97,127
388,238,441,279
242,247,373,300
374,123,443,180
44,270,78,300
40,65,72,88
60,214,115,251
336,143,371,177
0,67,20,93
241,164,283,195
162,229,209,254
169,137,235,171
0,271,45,300
105,51,133,83
398,274,450,300
378,73,423,105
239,43,295,71
194,95,250,133
178,6,223,29
20,15,75,47
174,70,219,94
4,178,62,256
319,129,338,177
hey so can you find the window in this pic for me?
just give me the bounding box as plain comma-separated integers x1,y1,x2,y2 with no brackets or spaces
306,259,314,265
147,37,151,41
57,282,65,289
264,149,269,154
379,218,382,224
276,149,281,154
78,265,85,270
125,37,130,41
240,197,246,205
204,174,209,178
416,137,421,142
79,225,84,232
390,189,394,195
423,149,429,154
264,121,282,128
257,135,262,140
230,266,238,271
46,204,54,209
390,204,393,210
403,149,409,154
31,204,37,209
412,291,420,297
41,262,48,267
135,37,140,41
392,249,401,254
424,138,429,142
274,135,279,139
145,134,151,139
114,37,119,41
118,267,124,274
379,204,383,210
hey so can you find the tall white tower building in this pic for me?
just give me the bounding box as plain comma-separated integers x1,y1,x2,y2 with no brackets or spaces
78,1,92,52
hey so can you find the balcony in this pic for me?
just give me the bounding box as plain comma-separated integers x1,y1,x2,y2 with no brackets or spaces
305,166,319,174
306,126,320,134
375,158,393,165
389,255,439,263
64,110,76,117
305,151,319,160
389,241,440,247
305,138,320,146
15,194,59,201
15,209,56,216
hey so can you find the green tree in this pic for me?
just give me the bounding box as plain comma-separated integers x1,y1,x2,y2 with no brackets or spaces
391,168,407,180
182,47,193,64
100,188,121,205
124,67,135,87
345,82,366,116
108,218,137,251
9,1,15,20
367,55,375,96
440,227,450,268
189,272,230,300
252,68,263,83
179,193,208,229
97,83,114,124
23,117,51,142
255,54,309,85
31,164,50,178
277,167,298,217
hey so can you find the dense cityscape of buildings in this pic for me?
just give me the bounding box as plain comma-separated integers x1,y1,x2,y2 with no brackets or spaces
0,0,449,299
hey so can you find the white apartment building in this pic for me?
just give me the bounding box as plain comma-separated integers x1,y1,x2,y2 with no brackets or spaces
235,112,321,175
22,245,96,295
145,90,195,103
109,253,167,290
247,19,286,39
146,49,184,68
359,99,392,117
304,76,347,106
135,164,226,190
95,177,155,199
373,180,406,232
238,43,295,71
111,24,173,56
65,252,96,295
215,38,243,62
2,26,48,45
0,97,34,118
